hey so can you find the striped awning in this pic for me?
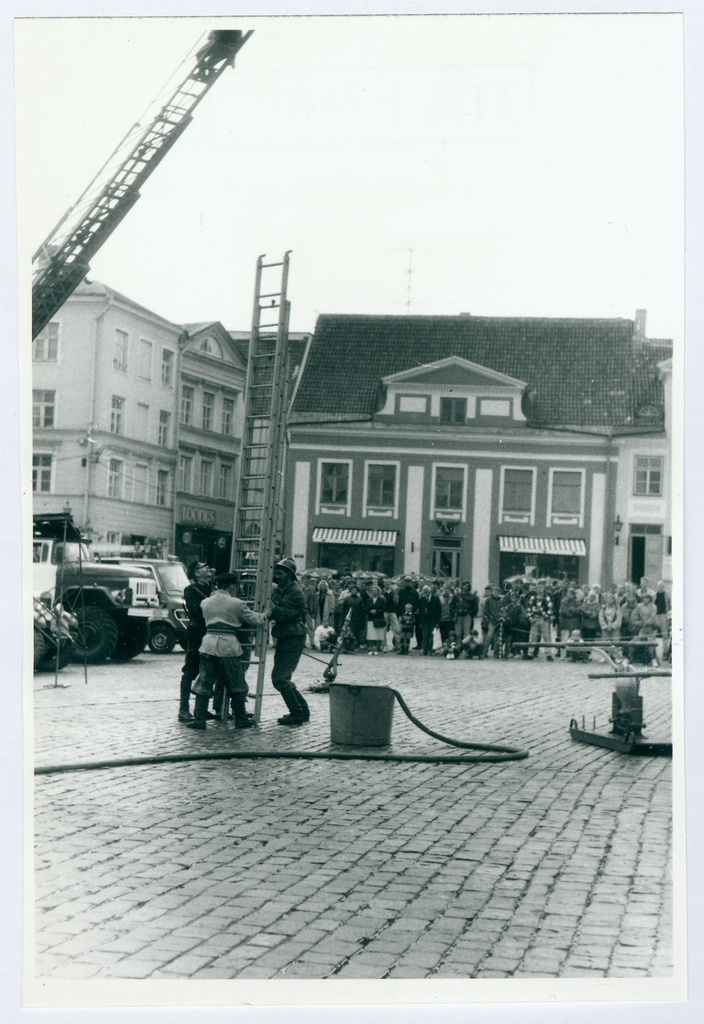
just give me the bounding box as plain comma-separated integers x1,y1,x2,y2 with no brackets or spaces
313,528,398,547
499,536,587,556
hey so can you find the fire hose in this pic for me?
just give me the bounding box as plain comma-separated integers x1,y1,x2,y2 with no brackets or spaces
34,686,528,776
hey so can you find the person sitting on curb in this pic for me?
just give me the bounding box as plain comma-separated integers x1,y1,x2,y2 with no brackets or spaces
187,572,268,731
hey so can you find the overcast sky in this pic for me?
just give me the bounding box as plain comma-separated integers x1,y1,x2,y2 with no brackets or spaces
16,13,683,338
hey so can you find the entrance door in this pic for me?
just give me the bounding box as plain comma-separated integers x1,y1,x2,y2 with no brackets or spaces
629,525,663,584
432,545,461,579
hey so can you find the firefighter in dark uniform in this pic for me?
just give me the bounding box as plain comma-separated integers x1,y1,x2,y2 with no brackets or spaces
267,558,310,726
178,561,213,722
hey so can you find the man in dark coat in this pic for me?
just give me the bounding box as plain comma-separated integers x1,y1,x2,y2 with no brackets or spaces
417,585,442,655
268,558,311,726
178,561,213,722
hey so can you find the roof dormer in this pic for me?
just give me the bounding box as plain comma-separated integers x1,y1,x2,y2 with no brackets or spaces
377,356,528,425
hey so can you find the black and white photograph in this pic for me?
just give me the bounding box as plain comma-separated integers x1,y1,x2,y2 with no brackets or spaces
6,3,700,1019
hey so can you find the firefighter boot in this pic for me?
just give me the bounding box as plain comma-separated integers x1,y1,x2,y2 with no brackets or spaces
186,694,209,730
178,673,194,722
231,696,255,729
278,687,307,726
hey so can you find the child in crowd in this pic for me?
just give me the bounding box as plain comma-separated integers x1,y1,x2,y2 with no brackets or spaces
398,603,416,655
460,630,483,659
565,629,591,662
443,631,461,659
313,623,337,652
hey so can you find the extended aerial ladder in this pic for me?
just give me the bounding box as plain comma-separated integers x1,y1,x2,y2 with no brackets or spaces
32,28,252,339
231,253,293,723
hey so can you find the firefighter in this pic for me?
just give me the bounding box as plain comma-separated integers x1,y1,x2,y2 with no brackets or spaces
267,558,310,726
178,561,213,722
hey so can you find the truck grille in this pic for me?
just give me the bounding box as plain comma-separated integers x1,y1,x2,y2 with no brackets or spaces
129,578,160,607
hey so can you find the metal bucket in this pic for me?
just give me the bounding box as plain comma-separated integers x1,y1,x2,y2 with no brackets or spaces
329,683,395,747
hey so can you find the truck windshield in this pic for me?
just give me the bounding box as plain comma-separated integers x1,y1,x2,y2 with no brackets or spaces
52,543,93,564
156,563,190,594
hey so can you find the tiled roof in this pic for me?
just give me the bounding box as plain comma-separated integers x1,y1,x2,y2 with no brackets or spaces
292,314,671,429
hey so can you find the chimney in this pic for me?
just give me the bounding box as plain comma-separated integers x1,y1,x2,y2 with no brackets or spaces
634,308,647,340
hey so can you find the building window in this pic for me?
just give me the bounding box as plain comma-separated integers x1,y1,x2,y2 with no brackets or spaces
110,395,124,435
320,462,350,509
199,460,213,497
158,410,171,447
439,397,467,424
106,531,121,546
634,456,663,496
399,395,427,413
179,455,192,493
500,467,535,524
433,466,465,515
222,397,235,436
479,398,511,417
365,463,397,514
549,469,584,526
132,463,148,504
113,329,129,372
32,453,52,493
202,392,214,431
136,403,149,439
161,348,175,387
180,385,194,425
33,322,59,362
107,458,124,499
139,339,153,380
218,463,232,500
32,390,55,428
200,336,223,358
156,469,170,507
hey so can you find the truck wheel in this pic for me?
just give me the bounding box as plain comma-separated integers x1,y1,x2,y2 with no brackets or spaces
73,607,119,664
148,624,176,654
34,628,47,671
38,642,75,672
111,622,148,662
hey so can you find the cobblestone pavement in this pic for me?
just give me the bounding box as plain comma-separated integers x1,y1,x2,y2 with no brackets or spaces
32,645,676,982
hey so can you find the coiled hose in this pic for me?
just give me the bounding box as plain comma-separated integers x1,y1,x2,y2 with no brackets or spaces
34,687,528,776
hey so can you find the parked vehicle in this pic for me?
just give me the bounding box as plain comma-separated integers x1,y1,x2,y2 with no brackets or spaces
33,596,78,672
97,557,189,654
33,514,164,664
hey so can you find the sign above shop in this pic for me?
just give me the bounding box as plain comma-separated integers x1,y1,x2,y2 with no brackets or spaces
180,504,216,527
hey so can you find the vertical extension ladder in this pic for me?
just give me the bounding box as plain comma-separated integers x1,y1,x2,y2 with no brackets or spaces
231,253,292,723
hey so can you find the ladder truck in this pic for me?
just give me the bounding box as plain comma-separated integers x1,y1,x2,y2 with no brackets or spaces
31,28,252,340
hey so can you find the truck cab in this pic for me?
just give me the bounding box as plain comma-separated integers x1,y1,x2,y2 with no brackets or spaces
32,514,163,663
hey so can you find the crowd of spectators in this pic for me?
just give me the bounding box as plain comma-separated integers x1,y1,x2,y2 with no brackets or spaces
299,572,671,666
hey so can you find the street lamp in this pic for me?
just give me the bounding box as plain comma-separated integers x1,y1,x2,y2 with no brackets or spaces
614,514,624,545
